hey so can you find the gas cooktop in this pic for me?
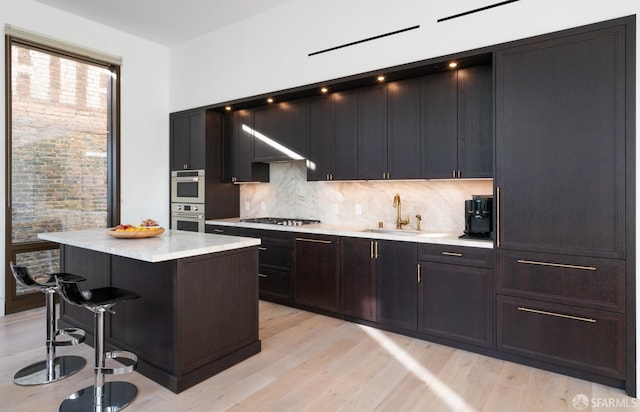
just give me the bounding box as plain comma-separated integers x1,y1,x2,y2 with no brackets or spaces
240,217,321,226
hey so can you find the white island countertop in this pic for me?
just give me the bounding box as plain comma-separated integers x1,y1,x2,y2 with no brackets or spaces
39,228,261,263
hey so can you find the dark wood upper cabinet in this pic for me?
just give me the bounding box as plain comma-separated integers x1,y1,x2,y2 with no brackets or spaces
222,109,269,183
357,84,388,180
253,100,309,162
421,65,493,179
387,78,422,179
332,89,359,180
170,111,207,171
495,24,626,258
307,94,334,181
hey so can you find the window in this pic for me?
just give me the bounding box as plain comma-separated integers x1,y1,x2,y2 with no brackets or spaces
5,34,120,314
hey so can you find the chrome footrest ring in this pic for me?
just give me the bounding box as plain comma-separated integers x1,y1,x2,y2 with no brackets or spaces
100,351,138,375
53,327,86,346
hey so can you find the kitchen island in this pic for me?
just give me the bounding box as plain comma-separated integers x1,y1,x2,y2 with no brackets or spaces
38,229,261,393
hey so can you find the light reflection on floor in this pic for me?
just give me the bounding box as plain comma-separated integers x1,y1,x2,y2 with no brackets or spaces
358,324,476,412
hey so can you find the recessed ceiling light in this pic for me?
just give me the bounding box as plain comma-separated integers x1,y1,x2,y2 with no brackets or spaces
377,75,385,82
267,98,274,103
225,106,232,111
449,62,458,68
321,87,328,93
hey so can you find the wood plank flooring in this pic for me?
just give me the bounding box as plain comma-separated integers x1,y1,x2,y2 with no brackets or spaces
1,301,636,411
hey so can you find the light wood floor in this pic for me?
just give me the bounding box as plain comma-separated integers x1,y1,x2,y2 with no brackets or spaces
1,301,637,411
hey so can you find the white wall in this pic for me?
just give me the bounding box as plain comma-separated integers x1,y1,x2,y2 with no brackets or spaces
0,0,171,315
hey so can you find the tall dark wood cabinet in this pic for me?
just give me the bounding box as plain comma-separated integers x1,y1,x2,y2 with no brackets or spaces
357,84,388,180
222,109,269,183
332,89,359,180
495,18,633,391
375,240,418,331
307,95,334,181
421,65,492,179
170,111,207,171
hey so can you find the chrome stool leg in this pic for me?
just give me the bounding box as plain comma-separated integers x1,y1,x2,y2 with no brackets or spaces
59,306,137,412
13,288,86,385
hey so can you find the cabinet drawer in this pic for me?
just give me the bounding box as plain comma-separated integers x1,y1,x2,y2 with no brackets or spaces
498,250,625,312
259,234,293,273
497,296,625,379
258,271,291,300
418,244,494,268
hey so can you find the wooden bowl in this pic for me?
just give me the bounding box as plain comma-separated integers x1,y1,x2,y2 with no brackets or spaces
107,227,165,239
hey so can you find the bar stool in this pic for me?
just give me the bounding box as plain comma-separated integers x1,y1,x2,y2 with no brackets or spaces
56,277,140,412
9,262,87,385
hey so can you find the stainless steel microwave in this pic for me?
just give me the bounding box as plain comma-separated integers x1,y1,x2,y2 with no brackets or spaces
171,170,205,204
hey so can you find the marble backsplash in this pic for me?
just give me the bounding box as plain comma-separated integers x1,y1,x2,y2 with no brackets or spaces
239,161,493,233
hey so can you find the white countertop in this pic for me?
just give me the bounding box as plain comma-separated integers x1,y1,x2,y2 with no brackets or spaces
206,219,494,249
39,229,261,263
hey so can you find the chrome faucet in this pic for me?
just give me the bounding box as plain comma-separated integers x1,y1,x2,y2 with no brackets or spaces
393,193,410,229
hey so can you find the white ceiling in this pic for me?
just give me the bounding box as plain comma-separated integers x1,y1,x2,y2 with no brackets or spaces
32,0,293,46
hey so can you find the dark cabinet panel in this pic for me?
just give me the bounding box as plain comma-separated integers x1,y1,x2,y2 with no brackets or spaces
457,65,493,178
495,25,626,258
253,100,309,162
418,243,494,268
332,90,359,180
387,78,421,179
307,95,333,181
222,109,269,183
497,250,625,313
421,71,458,179
418,261,494,348
170,111,206,171
376,240,418,331
341,237,376,321
421,65,493,179
294,235,340,312
497,296,625,379
357,84,387,180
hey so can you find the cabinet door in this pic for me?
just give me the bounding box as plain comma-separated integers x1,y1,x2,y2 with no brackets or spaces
457,65,492,178
223,109,269,183
418,261,494,348
387,78,421,179
357,84,387,180
332,90,358,180
495,25,626,258
307,95,333,181
253,100,309,162
421,71,458,178
294,235,340,312
171,113,191,171
376,240,418,331
341,237,376,321
188,111,207,170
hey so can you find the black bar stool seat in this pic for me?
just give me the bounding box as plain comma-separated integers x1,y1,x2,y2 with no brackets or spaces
10,262,87,385
56,278,140,412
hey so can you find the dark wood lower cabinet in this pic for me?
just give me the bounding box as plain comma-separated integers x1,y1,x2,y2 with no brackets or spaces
375,241,418,331
341,237,376,322
497,295,625,379
294,235,340,312
418,261,494,348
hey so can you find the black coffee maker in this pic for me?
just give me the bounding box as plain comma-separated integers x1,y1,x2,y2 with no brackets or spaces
462,195,493,239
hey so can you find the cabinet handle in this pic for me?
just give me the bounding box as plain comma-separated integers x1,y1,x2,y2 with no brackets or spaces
295,237,332,244
517,306,596,323
452,170,456,178
516,259,596,271
457,170,462,178
258,247,268,251
441,252,463,257
213,229,224,233
417,263,421,283
496,186,501,247
258,273,267,278
374,240,379,258
370,240,374,259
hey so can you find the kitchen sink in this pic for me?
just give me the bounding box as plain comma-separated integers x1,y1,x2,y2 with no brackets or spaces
362,228,451,238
